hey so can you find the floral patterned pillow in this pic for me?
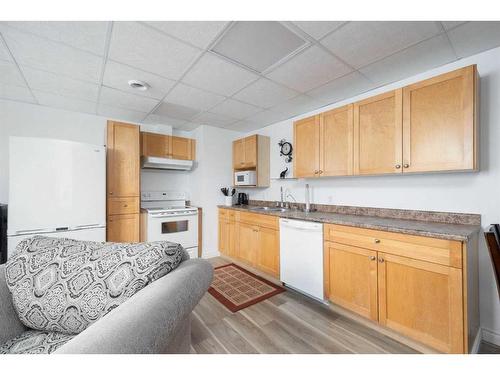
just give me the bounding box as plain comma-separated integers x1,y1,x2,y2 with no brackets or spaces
5,236,183,334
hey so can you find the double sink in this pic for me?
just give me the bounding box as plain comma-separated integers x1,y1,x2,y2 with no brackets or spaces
249,206,291,213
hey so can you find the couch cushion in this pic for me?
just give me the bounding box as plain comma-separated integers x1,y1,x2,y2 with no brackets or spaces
0,330,75,354
5,236,184,334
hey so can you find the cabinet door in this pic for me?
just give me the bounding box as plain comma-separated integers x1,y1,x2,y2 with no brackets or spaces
378,253,464,353
218,217,228,254
294,115,320,178
320,105,354,176
353,90,403,175
227,219,237,258
107,214,139,243
237,222,257,265
402,65,477,173
141,132,171,158
107,122,140,197
233,139,245,169
256,227,280,277
324,242,378,321
171,136,195,160
244,135,257,168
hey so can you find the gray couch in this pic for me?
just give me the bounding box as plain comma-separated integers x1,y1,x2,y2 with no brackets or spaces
0,258,213,354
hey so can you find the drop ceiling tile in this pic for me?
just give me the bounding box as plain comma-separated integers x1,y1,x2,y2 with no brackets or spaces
441,21,467,31
144,21,229,49
0,60,27,87
229,119,264,132
271,94,323,119
99,86,159,113
164,83,225,111
211,21,307,73
266,45,352,92
182,53,259,96
360,34,456,86
307,71,374,105
321,21,443,69
1,26,102,83
22,66,99,102
292,21,346,40
193,111,237,127
246,109,288,126
0,83,36,103
143,114,187,127
3,21,109,55
447,21,500,58
103,60,175,100
209,98,262,119
233,78,298,108
108,22,201,80
0,39,13,62
154,101,200,121
33,90,96,114
97,103,147,123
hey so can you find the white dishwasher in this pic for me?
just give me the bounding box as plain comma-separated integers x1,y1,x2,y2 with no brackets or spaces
279,218,324,300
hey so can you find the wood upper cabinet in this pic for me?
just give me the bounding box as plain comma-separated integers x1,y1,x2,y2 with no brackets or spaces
354,90,403,175
107,214,139,243
293,115,320,178
107,121,140,198
233,135,257,169
141,132,196,161
377,253,464,353
141,132,171,158
324,241,378,321
320,105,354,176
402,65,477,173
256,226,280,277
171,136,196,160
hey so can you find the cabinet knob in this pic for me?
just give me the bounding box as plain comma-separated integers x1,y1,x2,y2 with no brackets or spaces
314,170,319,174
403,164,409,168
369,256,376,261
395,164,401,169
378,258,385,263
124,204,128,207
374,239,380,244
319,170,323,174
109,192,113,195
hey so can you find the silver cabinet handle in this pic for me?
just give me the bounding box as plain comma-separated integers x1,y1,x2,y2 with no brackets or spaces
395,164,401,169
378,258,385,263
369,256,376,261
374,239,381,244
403,164,409,168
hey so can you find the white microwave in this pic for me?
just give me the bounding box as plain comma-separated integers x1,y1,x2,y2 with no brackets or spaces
234,170,257,186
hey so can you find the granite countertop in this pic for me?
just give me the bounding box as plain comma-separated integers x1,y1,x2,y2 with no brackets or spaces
218,205,481,241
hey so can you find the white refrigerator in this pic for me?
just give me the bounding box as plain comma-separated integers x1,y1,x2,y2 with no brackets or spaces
7,137,106,256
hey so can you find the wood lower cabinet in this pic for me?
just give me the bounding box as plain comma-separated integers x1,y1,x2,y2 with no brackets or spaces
377,253,464,353
324,223,477,353
107,214,139,243
354,90,403,175
218,208,279,278
324,241,378,321
107,121,140,242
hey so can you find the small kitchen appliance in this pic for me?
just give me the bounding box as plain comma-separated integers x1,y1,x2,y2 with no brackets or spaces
234,170,256,186
236,193,249,206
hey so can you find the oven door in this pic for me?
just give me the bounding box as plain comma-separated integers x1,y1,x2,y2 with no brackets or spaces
146,212,198,249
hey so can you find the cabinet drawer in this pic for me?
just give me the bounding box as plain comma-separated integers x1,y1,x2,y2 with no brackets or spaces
108,197,139,215
239,211,278,230
219,208,228,219
324,224,462,268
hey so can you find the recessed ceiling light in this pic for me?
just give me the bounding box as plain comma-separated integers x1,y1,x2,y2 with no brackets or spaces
128,80,150,91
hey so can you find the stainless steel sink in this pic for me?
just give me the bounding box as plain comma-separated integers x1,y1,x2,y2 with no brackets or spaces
249,206,289,212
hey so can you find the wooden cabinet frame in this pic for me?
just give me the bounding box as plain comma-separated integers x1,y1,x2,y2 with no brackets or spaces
232,135,270,187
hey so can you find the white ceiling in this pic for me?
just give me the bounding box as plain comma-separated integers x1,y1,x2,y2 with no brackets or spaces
1,21,500,132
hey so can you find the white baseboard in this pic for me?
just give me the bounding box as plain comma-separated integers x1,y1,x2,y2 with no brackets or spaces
482,327,500,347
471,328,482,353
201,250,220,259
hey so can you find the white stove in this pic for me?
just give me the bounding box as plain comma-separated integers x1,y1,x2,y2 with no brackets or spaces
141,191,198,258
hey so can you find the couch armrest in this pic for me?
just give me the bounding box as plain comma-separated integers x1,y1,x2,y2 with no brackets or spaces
54,258,213,354
0,264,27,345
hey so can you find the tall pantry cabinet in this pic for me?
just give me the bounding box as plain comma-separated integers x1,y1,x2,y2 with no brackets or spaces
106,121,140,242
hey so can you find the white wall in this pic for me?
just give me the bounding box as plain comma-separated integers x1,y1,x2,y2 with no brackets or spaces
238,46,500,344
189,125,242,258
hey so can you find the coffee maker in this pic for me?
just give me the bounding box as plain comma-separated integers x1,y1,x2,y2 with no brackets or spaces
236,193,249,205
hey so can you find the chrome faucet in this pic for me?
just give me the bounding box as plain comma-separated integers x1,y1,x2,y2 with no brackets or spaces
279,186,285,208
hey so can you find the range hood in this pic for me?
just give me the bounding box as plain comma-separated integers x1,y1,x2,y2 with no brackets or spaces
141,156,193,171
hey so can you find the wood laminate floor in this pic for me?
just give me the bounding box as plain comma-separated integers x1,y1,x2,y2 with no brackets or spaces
190,257,500,354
